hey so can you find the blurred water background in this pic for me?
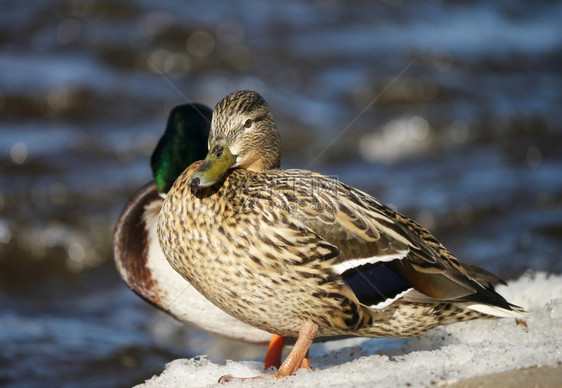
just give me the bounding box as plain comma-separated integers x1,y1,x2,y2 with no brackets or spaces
0,0,561,386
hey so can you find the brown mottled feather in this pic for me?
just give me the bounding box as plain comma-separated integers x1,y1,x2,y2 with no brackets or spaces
157,90,523,343
159,164,517,338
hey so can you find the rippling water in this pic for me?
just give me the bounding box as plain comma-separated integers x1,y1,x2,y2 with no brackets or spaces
1,0,561,386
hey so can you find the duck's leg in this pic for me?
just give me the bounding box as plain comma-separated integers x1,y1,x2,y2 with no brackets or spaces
276,322,317,376
300,349,311,370
218,322,317,383
264,334,286,370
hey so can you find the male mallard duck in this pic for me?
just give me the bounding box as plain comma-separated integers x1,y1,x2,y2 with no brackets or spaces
113,103,281,355
158,91,525,379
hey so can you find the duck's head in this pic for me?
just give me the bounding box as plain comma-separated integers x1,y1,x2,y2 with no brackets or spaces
151,103,212,194
188,90,281,190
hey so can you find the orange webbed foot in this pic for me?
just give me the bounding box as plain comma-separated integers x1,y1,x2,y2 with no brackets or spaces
218,322,318,383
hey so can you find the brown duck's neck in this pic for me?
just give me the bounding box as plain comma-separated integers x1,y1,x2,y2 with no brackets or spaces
239,149,280,172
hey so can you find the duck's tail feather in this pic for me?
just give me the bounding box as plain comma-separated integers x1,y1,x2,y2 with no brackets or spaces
460,302,528,318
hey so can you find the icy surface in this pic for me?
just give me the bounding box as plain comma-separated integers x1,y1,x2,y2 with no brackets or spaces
137,272,561,387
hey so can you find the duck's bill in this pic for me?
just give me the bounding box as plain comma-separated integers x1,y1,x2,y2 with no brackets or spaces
188,144,235,190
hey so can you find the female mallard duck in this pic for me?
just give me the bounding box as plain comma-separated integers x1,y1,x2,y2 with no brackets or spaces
158,91,525,379
113,103,285,360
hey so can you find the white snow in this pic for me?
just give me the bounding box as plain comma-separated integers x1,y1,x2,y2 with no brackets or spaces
137,271,561,387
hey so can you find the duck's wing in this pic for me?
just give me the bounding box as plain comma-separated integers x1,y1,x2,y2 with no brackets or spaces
113,181,162,304
460,262,507,288
260,170,522,315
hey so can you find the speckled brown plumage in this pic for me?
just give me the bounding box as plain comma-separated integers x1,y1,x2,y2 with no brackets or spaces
157,90,525,371
159,163,517,338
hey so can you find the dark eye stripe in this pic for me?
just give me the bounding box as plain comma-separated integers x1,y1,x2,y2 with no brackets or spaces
251,114,267,123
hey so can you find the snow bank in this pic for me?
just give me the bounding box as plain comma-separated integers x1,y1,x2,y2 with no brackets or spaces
138,272,561,387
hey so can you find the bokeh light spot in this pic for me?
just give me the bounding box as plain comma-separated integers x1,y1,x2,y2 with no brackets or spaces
449,120,469,144
527,146,542,169
216,21,244,46
57,19,81,44
187,31,215,58
0,220,11,244
10,142,28,165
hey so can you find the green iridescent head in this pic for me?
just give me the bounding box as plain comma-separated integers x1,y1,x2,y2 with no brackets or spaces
150,103,212,194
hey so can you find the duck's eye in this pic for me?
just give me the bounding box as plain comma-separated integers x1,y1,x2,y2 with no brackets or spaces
244,119,252,128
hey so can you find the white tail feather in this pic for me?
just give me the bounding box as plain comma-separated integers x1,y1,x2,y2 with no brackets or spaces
461,303,528,318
